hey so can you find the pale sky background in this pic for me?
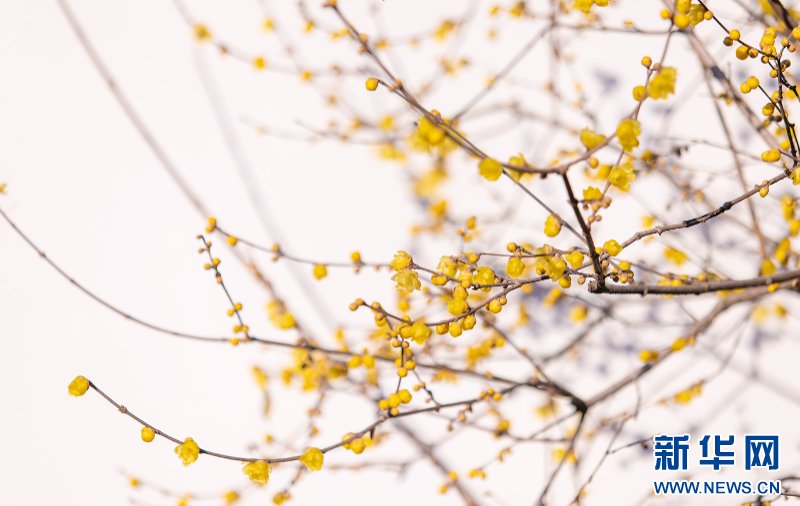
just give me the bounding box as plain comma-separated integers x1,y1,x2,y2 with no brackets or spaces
2,1,800,505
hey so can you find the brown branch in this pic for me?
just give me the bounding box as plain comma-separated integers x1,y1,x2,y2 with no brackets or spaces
586,285,775,407
589,269,800,296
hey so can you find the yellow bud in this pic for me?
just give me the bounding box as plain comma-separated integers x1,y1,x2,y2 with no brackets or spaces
68,376,90,397
141,427,156,443
313,264,328,280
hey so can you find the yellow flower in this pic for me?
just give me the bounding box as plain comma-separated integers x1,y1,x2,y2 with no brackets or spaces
253,57,267,70
223,491,239,505
616,119,641,153
579,128,606,149
391,251,412,270
760,259,777,276
544,215,561,237
366,78,379,91
266,301,295,329
408,117,454,153
776,238,791,264
434,20,455,41
447,298,468,315
574,0,594,12
175,438,200,466
376,144,406,162
604,240,623,256
566,251,584,268
299,447,324,471
647,67,677,100
392,269,421,292
313,264,327,280
583,186,602,200
429,200,447,218
68,375,89,397
507,257,524,278
570,305,588,322
545,258,566,281
342,433,366,454
242,460,272,485
378,116,395,132
411,322,431,345
687,4,706,25
664,248,688,265
193,24,212,43
472,266,494,285
479,158,503,181
639,350,658,362
552,448,577,464
781,195,796,221
609,164,636,191
506,154,527,182
469,469,487,479
437,256,457,277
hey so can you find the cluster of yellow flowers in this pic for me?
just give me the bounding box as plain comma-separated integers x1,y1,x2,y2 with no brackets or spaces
341,433,373,454
60,2,800,503
574,0,608,14
378,388,413,414
667,0,709,29
408,114,458,156
282,350,347,390
466,334,505,367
